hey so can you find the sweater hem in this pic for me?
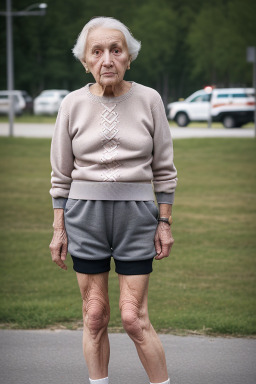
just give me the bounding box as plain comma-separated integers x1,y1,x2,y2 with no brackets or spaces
68,181,155,201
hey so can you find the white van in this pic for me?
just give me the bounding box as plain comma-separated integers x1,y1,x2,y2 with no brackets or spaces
167,87,255,128
211,88,255,128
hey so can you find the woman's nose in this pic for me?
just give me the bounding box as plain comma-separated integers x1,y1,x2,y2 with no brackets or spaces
102,50,112,66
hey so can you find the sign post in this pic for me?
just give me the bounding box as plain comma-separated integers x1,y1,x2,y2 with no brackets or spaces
247,47,256,137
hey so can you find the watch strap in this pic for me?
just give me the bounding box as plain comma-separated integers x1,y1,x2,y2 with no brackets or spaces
157,216,173,225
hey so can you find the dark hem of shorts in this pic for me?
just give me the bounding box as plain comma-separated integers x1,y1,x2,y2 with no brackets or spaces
114,258,153,275
71,255,111,274
71,255,154,275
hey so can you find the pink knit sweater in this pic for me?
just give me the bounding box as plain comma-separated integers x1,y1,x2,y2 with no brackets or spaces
50,82,177,208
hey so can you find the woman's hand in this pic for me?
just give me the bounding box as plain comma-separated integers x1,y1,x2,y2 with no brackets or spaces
49,208,68,270
154,222,174,260
49,228,68,270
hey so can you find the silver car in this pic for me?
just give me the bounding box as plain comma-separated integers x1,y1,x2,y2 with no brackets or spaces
33,89,69,115
0,90,29,116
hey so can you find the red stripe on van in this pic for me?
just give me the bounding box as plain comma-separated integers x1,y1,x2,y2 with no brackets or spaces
212,102,255,108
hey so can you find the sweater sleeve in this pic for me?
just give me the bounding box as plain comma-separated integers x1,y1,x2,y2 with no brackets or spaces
50,106,74,206
151,97,178,203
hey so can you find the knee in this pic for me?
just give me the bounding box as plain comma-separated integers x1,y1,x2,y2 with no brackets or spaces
83,299,110,338
120,302,148,343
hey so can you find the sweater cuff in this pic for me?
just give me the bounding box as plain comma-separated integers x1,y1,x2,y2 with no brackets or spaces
52,197,68,209
155,192,175,205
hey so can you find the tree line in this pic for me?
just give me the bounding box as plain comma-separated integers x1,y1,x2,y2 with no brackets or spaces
0,0,255,103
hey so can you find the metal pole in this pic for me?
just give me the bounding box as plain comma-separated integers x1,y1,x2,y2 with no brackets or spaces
6,0,14,137
207,102,212,128
254,49,256,138
1,2,47,137
206,88,212,128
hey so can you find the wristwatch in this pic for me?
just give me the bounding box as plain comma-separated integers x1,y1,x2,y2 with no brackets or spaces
157,216,173,226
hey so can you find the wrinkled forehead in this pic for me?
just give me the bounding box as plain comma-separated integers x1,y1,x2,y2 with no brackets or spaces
86,28,127,49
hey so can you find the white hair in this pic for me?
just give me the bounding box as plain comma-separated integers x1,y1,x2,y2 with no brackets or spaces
72,16,141,62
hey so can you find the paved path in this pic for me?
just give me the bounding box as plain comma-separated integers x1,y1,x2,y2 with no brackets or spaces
0,123,255,139
0,123,54,138
0,330,255,384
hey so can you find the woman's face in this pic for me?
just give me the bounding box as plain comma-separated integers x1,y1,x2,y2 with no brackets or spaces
83,28,131,89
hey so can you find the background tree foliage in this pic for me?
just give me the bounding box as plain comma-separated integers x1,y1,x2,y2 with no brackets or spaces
187,0,256,87
0,0,255,102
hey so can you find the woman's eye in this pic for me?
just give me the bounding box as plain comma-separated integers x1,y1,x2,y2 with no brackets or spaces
113,48,121,54
93,50,101,56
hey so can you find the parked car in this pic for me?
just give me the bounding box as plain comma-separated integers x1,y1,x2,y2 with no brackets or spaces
0,90,32,115
167,88,255,128
33,89,69,115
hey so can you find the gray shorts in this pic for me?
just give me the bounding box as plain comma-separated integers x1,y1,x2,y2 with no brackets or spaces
64,199,158,266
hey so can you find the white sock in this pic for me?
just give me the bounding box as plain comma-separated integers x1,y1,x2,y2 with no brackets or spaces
150,379,170,384
89,378,109,384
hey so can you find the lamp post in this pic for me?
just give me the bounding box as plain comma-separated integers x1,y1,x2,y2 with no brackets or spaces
0,1,47,137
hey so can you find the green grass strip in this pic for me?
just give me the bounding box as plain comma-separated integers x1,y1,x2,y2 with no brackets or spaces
0,137,255,335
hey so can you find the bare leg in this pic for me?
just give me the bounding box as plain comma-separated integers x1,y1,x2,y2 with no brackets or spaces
119,274,169,383
76,272,110,380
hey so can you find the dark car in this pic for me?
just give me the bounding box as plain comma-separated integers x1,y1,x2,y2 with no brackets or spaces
21,91,33,114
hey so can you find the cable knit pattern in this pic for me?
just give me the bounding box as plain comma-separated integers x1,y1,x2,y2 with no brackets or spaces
100,103,121,181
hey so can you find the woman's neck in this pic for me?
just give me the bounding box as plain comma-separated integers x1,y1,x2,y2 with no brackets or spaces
89,81,131,97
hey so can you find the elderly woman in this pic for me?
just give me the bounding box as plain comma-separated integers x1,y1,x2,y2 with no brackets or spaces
50,16,177,384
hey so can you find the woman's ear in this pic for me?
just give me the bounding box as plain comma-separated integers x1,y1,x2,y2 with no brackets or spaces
81,59,90,73
127,55,132,70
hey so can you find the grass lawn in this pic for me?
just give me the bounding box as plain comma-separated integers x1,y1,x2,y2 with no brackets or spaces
0,137,255,335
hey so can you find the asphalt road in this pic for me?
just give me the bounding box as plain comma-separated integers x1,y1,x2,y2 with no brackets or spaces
0,330,255,384
0,122,255,139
